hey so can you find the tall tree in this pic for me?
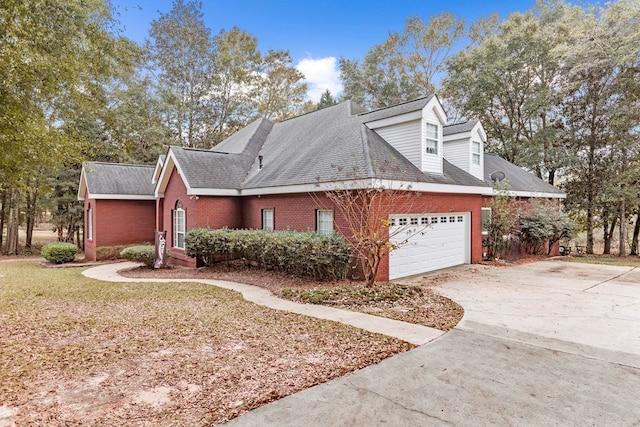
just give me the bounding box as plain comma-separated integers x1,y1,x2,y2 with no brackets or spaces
555,0,640,254
147,0,217,148
339,12,465,110
0,0,138,253
316,89,338,110
252,49,308,121
108,76,173,164
443,6,567,184
209,26,261,141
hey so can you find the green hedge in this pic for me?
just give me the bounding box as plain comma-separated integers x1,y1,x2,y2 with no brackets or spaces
41,242,77,264
185,228,352,280
120,245,155,267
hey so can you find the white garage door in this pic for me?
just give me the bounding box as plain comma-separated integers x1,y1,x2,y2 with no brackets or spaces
388,212,470,280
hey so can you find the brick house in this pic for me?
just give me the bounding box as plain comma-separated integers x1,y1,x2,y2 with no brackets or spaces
78,163,156,261
79,96,565,280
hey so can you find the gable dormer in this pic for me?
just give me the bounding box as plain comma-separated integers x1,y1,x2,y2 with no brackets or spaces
443,120,486,180
361,96,447,175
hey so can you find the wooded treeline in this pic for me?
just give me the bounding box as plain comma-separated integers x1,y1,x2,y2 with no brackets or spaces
1,0,638,255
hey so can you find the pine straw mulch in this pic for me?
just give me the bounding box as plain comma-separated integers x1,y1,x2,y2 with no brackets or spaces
120,260,464,332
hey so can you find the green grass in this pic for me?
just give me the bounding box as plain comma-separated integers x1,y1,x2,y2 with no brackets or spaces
560,256,640,267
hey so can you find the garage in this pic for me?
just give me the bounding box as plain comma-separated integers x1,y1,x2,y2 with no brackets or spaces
388,212,470,280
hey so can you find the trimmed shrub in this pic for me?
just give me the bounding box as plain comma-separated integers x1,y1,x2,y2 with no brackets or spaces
42,242,77,264
95,245,128,261
185,228,352,280
519,202,574,255
120,245,155,267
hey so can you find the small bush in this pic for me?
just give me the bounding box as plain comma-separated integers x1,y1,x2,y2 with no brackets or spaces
95,245,128,261
519,202,574,255
41,242,77,264
120,245,155,267
299,289,340,304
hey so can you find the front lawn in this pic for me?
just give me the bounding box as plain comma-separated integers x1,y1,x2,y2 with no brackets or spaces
0,262,412,426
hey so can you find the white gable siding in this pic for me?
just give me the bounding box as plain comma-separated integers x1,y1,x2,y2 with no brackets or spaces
374,120,422,169
421,104,445,174
443,138,469,171
469,127,484,180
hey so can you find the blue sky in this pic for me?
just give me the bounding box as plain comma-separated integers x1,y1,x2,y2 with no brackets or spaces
111,0,539,101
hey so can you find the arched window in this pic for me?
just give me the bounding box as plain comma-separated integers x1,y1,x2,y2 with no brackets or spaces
173,201,185,249
87,204,93,241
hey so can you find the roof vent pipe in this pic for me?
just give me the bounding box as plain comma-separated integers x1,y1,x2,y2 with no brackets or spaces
258,155,263,169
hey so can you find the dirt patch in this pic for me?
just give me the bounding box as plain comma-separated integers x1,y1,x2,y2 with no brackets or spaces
121,260,464,332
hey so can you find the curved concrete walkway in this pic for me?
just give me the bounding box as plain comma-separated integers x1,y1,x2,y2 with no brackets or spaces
82,262,444,346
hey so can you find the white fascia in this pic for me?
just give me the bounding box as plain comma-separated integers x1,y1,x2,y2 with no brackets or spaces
508,190,567,199
237,179,493,197
155,149,187,198
363,110,422,129
85,194,156,200
189,188,242,196
443,132,472,142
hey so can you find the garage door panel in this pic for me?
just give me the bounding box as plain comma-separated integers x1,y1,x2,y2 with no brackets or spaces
389,212,470,280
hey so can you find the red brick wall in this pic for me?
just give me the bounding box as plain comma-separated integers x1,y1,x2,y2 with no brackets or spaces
161,168,243,267
373,192,484,281
84,197,156,261
241,191,484,281
241,193,344,232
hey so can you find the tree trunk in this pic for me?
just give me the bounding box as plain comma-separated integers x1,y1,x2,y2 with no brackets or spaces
586,189,594,254
548,169,555,186
630,213,640,256
25,181,38,251
0,189,6,249
619,200,626,257
603,213,617,255
5,188,20,255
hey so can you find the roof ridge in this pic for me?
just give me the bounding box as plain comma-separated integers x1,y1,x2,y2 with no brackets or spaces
238,119,274,187
360,125,375,178
356,95,434,116
85,161,155,168
173,145,222,153
276,100,348,124
444,119,479,127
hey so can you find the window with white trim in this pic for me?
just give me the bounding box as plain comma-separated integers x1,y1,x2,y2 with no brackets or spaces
482,207,492,234
87,206,93,241
425,123,439,155
173,201,185,249
262,208,274,231
316,210,333,235
472,141,481,166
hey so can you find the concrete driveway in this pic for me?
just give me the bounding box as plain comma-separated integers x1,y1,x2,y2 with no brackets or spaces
226,260,640,426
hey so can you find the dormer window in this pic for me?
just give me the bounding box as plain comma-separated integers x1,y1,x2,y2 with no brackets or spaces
425,123,439,155
472,141,481,165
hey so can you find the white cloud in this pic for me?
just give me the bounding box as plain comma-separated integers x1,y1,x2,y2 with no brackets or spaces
296,56,342,103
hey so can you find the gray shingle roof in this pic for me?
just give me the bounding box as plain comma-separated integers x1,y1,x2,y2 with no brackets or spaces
213,117,271,154
484,154,564,194
166,99,497,193
172,118,272,189
83,162,155,196
357,96,434,123
243,101,371,188
444,120,479,136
